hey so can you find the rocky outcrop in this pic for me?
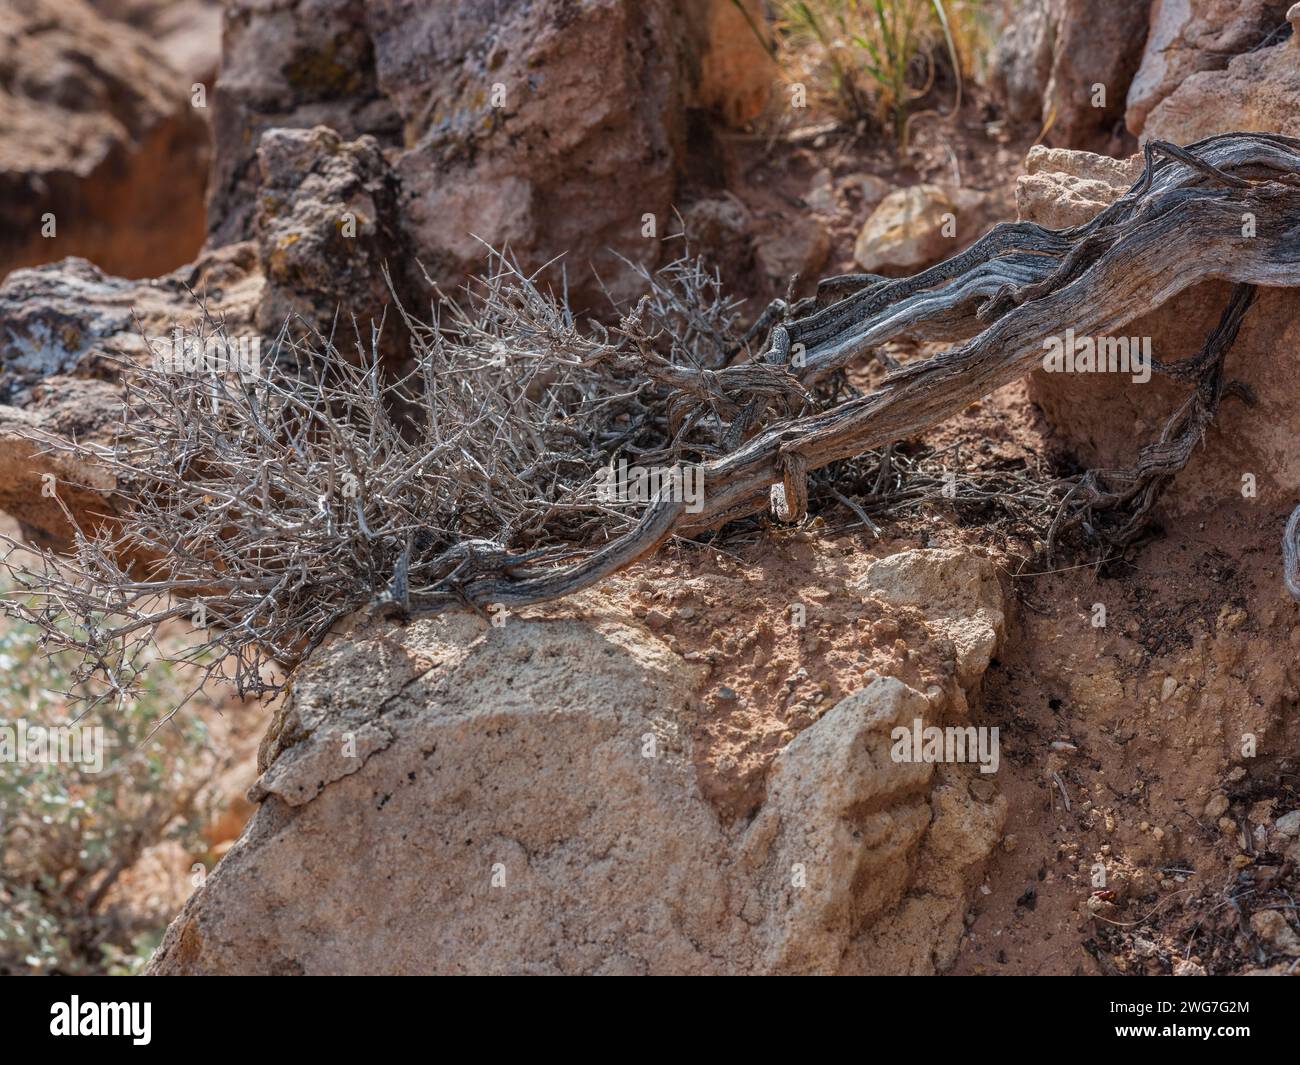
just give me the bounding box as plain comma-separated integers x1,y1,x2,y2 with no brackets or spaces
0,245,262,547
1018,146,1300,521
254,126,412,364
148,549,1008,975
207,0,758,308
1014,146,1142,229
989,0,1152,152
1141,3,1300,143
860,549,1006,691
1125,0,1292,138
0,0,210,280
87,0,225,88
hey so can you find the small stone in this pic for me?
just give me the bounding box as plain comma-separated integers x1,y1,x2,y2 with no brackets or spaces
644,609,670,631
1174,959,1206,976
1203,793,1229,820
1250,910,1300,955
1132,936,1157,958
1160,676,1177,702
1275,810,1300,837
715,686,738,703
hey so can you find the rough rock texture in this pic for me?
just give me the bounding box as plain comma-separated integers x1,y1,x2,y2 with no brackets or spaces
1014,146,1143,229
1046,0,1152,151
853,185,991,275
1142,4,1300,143
989,0,1152,152
0,0,210,279
208,0,755,307
0,245,262,546
988,0,1057,127
1018,147,1300,519
88,0,225,87
254,126,412,362
148,550,1008,975
859,549,1006,690
1125,0,1292,137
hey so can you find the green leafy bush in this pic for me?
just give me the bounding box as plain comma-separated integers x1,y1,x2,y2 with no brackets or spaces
0,616,217,975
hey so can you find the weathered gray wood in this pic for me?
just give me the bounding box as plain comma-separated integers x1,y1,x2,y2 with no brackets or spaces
410,133,1300,611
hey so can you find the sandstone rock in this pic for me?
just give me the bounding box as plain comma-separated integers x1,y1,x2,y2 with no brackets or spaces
989,0,1151,152
1015,146,1143,229
1125,0,1292,137
860,549,1006,689
988,0,1058,126
0,0,209,279
853,185,989,275
1018,146,1300,519
209,0,719,308
1250,909,1300,955
148,549,1008,975
1045,0,1152,151
1143,4,1300,142
742,677,937,973
0,392,119,552
1275,810,1300,837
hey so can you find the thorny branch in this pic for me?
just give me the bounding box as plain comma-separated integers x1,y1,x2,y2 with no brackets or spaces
5,132,1300,709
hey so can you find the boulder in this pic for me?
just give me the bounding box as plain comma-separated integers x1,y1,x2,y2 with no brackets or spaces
859,549,1006,690
1125,0,1292,137
0,0,209,280
989,0,1152,152
1015,146,1142,229
207,0,748,308
853,185,991,275
988,0,1057,127
148,550,1008,975
1046,0,1152,151
1142,4,1300,143
1018,146,1300,521
87,0,225,87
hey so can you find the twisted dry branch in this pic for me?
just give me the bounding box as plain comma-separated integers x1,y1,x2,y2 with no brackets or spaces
412,132,1300,611
7,133,1300,710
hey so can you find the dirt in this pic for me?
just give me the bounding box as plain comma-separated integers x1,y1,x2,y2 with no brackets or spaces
497,365,1300,975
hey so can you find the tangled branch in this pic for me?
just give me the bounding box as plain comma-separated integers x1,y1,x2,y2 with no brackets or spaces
6,133,1300,709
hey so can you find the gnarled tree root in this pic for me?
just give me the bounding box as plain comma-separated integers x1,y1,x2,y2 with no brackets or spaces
414,133,1300,610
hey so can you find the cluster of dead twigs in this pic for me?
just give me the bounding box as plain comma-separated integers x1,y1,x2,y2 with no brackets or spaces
5,132,1300,709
